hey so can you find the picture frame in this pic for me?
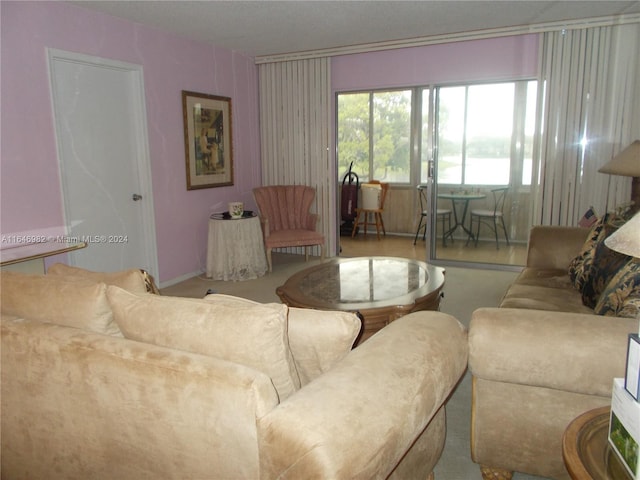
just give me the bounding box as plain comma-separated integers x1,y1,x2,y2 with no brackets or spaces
182,90,233,189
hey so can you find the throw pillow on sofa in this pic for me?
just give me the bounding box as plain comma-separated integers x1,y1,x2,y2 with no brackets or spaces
568,210,633,301
282,307,361,384
594,258,640,318
48,263,157,294
204,294,361,385
106,286,300,400
568,214,610,291
580,239,631,308
0,271,121,336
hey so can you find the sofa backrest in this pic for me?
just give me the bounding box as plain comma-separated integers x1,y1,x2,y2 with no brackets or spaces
253,185,318,232
1,315,278,480
526,225,590,270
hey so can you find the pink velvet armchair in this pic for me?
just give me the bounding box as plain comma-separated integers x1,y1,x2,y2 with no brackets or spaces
253,185,325,271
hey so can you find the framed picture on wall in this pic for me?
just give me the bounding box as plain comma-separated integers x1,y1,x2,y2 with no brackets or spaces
182,90,233,189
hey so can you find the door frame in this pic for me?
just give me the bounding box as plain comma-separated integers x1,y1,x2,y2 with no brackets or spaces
47,48,159,279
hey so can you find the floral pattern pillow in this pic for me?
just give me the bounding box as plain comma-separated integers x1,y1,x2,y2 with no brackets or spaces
581,239,631,308
594,259,640,318
568,215,609,291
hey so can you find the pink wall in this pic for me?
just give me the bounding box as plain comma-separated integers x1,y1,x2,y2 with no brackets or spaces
331,34,539,90
0,1,261,283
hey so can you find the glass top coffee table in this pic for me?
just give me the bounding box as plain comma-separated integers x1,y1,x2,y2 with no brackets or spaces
276,256,445,345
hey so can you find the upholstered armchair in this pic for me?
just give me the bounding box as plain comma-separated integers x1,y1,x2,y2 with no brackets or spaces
253,185,325,271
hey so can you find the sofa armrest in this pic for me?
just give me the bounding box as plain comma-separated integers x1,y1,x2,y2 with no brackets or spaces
526,226,589,270
257,312,468,479
469,308,636,397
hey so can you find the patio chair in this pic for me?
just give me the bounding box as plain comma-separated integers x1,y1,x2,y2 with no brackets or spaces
468,187,510,249
413,185,453,246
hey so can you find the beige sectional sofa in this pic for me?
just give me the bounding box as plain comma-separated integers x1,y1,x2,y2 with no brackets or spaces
1,265,468,480
469,219,639,480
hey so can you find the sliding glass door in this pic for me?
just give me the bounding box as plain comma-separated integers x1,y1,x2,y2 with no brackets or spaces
431,80,537,266
337,79,537,267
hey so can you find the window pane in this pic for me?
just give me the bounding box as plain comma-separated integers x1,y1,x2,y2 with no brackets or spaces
522,80,537,186
421,88,431,184
466,83,512,185
337,93,370,181
437,86,465,184
372,90,411,182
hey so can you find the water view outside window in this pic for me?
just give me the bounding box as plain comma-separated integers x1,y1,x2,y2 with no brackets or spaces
438,84,512,185
436,81,537,186
466,83,513,185
437,86,466,184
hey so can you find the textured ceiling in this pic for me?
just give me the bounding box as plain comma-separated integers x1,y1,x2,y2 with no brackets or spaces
71,1,640,57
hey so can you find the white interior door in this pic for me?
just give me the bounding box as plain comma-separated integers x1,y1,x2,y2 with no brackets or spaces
48,49,158,278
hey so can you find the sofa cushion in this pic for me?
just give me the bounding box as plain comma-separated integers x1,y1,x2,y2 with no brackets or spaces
594,259,640,318
203,294,361,385
0,271,121,336
47,263,155,294
501,268,593,312
511,268,573,289
106,287,300,400
500,284,593,314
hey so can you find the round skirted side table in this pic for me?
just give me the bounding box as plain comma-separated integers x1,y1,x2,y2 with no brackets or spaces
206,213,267,281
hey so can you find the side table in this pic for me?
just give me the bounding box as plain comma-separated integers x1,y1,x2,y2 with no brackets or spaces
206,214,267,281
563,406,632,480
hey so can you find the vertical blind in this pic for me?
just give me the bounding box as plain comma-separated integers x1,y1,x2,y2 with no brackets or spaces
257,58,335,257
535,23,640,226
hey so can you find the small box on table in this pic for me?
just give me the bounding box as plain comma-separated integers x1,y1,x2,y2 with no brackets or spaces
626,333,640,401
609,378,639,479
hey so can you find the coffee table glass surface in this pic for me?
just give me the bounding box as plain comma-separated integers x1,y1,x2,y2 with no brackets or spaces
277,256,445,344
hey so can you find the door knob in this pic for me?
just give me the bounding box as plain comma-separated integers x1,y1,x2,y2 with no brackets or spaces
132,194,143,201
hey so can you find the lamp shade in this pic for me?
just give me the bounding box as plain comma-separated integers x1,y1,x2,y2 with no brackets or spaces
598,140,640,176
605,211,640,258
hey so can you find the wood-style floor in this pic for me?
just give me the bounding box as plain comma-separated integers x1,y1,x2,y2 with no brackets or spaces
339,233,527,267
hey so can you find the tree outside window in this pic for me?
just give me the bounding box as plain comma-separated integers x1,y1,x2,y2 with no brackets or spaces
337,90,411,183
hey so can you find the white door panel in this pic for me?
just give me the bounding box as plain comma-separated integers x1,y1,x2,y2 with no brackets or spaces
48,50,158,278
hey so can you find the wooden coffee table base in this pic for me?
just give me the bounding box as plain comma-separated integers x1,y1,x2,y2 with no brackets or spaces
276,256,445,346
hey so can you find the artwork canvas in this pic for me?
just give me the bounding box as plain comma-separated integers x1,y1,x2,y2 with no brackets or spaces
182,91,233,189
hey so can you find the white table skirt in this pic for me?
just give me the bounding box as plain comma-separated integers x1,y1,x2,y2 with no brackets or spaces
206,216,267,281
